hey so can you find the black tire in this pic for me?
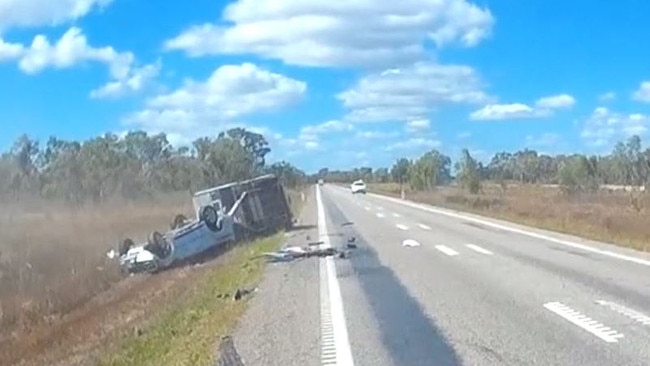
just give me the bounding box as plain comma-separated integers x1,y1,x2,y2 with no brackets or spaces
170,214,188,230
200,205,222,232
146,231,171,258
118,238,134,256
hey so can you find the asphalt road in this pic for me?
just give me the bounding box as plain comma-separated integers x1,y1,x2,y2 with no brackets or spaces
233,184,650,366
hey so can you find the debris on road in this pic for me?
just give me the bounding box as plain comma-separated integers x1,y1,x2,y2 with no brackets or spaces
261,242,357,262
233,287,258,301
341,221,354,227
402,239,421,247
347,236,357,246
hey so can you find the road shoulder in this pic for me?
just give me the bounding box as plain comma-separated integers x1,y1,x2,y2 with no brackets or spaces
231,188,321,366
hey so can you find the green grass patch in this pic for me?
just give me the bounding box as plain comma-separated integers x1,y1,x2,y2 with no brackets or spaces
99,233,283,366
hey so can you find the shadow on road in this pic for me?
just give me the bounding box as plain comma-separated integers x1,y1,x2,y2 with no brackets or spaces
324,195,462,366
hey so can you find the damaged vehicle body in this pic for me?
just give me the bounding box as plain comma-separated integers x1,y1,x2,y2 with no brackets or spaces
114,174,294,274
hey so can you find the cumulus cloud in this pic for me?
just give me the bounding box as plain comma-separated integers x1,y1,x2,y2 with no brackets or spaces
580,107,650,147
535,94,575,109
0,27,157,98
632,81,650,103
406,119,430,132
469,103,540,120
91,60,161,99
123,63,307,142
470,93,576,121
164,0,494,68
0,0,113,32
338,61,489,122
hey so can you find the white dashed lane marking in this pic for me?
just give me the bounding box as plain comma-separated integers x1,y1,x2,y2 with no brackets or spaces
364,206,371,211
418,223,431,230
465,244,493,255
543,302,624,343
596,300,650,326
376,212,385,218
396,224,409,231
435,245,459,256
392,213,401,218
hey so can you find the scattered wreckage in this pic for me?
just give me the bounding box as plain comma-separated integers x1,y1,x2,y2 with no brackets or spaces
108,174,294,274
262,229,359,262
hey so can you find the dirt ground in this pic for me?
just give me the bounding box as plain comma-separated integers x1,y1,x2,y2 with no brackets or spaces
370,182,650,252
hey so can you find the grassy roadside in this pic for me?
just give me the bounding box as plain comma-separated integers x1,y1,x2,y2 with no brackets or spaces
98,234,283,366
367,182,650,252
98,186,309,366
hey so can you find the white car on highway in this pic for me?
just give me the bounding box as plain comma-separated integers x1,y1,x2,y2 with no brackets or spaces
350,180,367,194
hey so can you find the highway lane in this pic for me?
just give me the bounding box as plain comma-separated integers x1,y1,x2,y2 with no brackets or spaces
234,185,650,365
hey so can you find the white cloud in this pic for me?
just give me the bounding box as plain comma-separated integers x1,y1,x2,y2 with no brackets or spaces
0,37,23,60
599,92,616,102
581,107,650,147
339,61,489,122
632,81,650,103
470,93,576,121
8,27,133,77
91,60,161,99
406,119,430,132
469,103,540,120
385,137,440,151
164,0,494,68
0,27,156,98
534,94,575,109
0,0,113,32
123,63,307,142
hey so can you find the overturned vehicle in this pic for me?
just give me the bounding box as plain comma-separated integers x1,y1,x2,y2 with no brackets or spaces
113,174,294,274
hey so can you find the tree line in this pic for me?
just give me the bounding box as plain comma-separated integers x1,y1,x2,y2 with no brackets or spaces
0,128,308,205
315,135,650,195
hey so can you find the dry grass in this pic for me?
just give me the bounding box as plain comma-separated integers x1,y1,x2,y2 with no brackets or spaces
0,186,308,366
0,193,194,343
369,182,650,252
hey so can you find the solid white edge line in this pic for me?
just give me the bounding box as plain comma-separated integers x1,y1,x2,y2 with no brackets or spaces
317,185,355,366
360,189,650,267
466,244,493,255
543,302,624,343
435,245,459,256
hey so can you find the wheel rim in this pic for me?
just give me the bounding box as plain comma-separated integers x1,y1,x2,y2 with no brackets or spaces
205,207,217,224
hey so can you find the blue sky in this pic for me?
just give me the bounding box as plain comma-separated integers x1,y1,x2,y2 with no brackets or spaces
1,0,650,173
